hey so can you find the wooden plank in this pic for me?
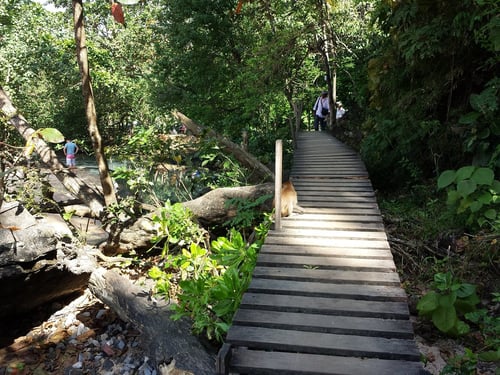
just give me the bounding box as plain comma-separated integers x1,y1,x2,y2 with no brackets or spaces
268,228,388,240
299,201,378,209
226,326,420,361
283,213,383,223
260,244,394,259
265,236,390,249
247,278,407,301
233,309,414,338
252,266,401,286
240,293,409,319
282,220,384,231
290,207,381,215
298,196,378,204
257,253,395,272
230,348,424,375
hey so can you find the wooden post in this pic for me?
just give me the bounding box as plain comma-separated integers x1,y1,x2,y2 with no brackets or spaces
275,140,283,230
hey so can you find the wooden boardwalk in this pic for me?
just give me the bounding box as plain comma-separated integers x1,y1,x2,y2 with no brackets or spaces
216,132,425,374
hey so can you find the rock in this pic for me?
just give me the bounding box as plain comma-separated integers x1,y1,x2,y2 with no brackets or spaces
0,201,97,319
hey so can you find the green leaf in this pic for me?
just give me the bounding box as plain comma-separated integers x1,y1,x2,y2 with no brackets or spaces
432,305,457,332
36,128,65,143
417,291,439,315
148,266,163,280
447,190,461,205
438,292,457,308
454,320,470,336
437,170,456,189
484,209,497,219
455,166,475,181
457,179,477,198
456,283,476,298
458,112,480,125
478,349,500,362
470,201,483,212
471,167,494,185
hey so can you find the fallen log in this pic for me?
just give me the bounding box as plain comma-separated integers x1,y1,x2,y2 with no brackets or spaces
88,268,217,375
173,111,274,183
101,183,274,254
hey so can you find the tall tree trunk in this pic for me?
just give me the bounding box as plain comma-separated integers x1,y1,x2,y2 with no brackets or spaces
0,87,105,215
73,0,117,207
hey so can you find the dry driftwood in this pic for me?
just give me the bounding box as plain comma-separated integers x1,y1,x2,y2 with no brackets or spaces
88,268,216,375
173,111,274,183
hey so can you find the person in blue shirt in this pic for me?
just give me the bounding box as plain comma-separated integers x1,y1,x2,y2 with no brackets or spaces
63,139,79,170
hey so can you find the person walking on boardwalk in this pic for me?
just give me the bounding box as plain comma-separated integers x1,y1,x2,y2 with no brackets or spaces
313,91,330,131
63,138,79,170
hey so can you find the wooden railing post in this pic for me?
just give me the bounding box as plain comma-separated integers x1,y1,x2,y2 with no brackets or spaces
275,139,282,230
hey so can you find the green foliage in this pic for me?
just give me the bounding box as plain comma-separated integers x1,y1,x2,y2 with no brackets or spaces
170,228,264,342
417,272,480,336
223,194,273,233
441,348,478,375
150,216,271,342
150,201,209,256
438,166,500,231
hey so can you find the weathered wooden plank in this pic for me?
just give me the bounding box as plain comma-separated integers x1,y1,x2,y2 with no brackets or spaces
268,228,387,240
257,253,395,272
252,266,400,285
297,190,375,197
240,293,409,319
282,220,384,231
230,348,424,375
265,236,390,249
299,201,378,209
283,213,383,223
260,244,394,259
247,278,407,301
289,207,381,215
226,326,420,361
298,196,378,204
233,309,414,338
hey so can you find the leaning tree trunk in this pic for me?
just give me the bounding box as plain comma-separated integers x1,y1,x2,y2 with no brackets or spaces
173,111,274,183
0,87,105,216
73,0,117,207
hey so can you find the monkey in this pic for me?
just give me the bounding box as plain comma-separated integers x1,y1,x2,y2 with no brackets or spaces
274,179,305,217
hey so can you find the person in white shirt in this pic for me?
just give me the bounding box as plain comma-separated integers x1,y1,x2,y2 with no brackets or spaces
312,91,330,131
336,102,346,123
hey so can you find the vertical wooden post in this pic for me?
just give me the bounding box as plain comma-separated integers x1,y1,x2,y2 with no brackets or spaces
275,140,283,230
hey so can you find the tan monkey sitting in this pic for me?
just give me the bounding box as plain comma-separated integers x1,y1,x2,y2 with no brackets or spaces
274,179,305,217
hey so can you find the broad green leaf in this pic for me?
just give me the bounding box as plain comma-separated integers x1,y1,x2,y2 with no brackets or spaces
417,291,439,315
456,283,476,298
438,170,456,189
454,320,470,336
491,180,500,194
148,266,163,280
36,128,65,143
484,209,497,219
478,349,500,362
432,305,457,332
455,166,475,181
478,191,493,204
458,112,480,125
446,190,461,205
438,292,457,307
457,179,477,198
469,201,482,212
471,167,494,185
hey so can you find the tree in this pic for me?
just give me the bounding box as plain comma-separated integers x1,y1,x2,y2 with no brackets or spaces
72,0,117,207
